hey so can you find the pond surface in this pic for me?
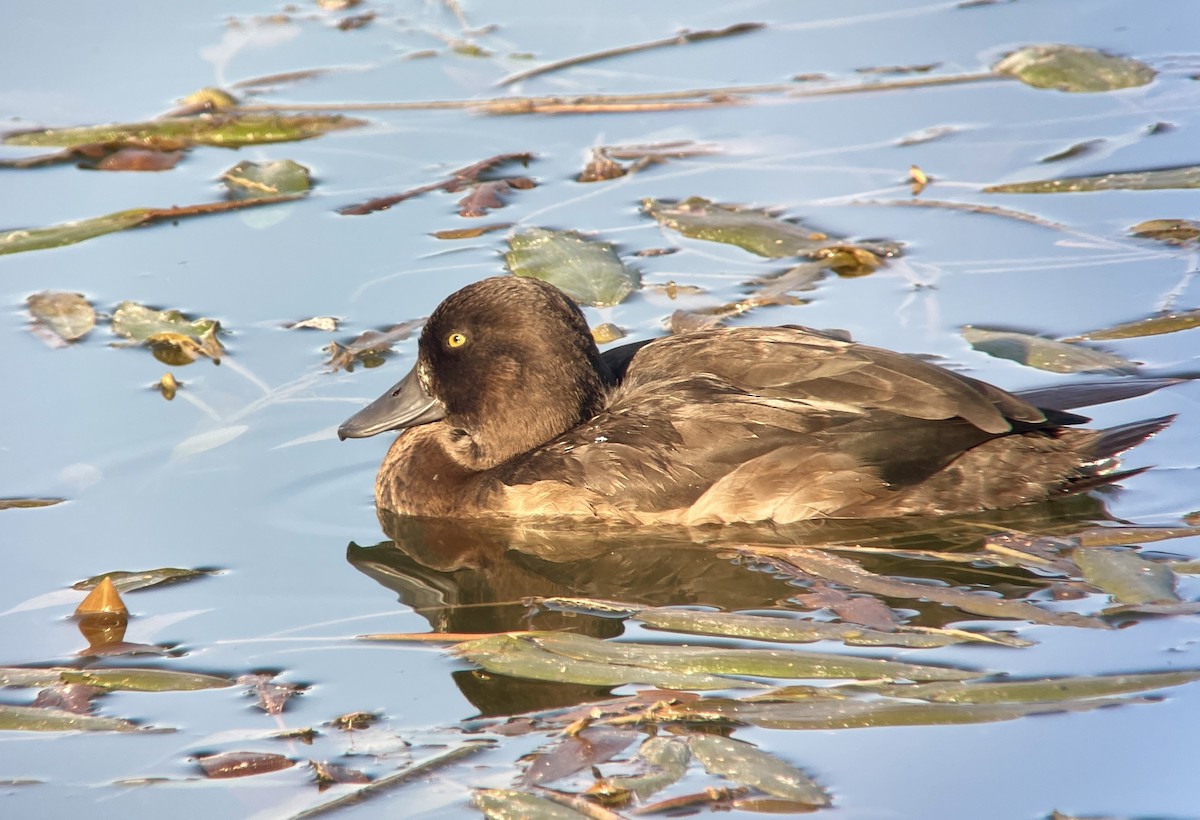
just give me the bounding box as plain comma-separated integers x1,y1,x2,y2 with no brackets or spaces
3,1,1200,818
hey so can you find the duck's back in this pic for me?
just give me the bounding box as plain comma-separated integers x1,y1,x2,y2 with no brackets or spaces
491,327,1144,524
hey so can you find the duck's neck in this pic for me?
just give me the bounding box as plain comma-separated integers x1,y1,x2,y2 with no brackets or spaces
376,425,484,516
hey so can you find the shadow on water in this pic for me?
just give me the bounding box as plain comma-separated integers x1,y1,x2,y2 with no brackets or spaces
348,494,1115,715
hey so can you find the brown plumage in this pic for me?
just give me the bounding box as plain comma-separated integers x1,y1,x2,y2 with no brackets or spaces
339,276,1172,524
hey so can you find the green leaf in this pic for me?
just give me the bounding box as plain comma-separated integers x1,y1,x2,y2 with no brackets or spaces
689,734,829,805
1064,309,1200,341
472,789,592,819
1074,547,1181,605
73,567,215,594
505,227,639,306
994,44,1156,92
58,667,235,692
26,291,96,344
111,302,225,364
4,114,365,149
642,196,840,258
985,166,1200,194
606,737,690,800
875,670,1200,704
1130,218,1200,245
961,326,1138,374
0,704,145,733
222,159,313,200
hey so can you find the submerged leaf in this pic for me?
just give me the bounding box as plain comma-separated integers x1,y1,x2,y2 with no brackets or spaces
4,114,364,149
222,159,312,200
985,165,1200,194
1074,547,1181,605
689,734,829,806
994,44,1156,92
1064,309,1200,341
26,291,96,345
506,228,639,307
961,327,1137,374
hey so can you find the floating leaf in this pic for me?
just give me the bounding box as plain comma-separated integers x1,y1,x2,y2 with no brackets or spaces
287,316,339,331
310,760,370,789
431,223,511,240
238,672,302,714
0,704,143,733
1040,139,1104,163
339,152,534,216
874,670,1200,704
75,577,127,616
0,197,301,256
523,726,638,786
26,291,95,345
473,789,591,819
58,667,234,692
642,196,837,258
1130,218,1200,245
325,319,423,372
994,44,1156,93
961,327,1137,374
0,497,65,510
4,114,364,149
222,159,312,200
1074,548,1181,605
985,165,1200,194
73,567,213,594
1064,309,1200,341
159,373,179,401
93,148,183,172
111,302,225,364
606,737,690,800
591,322,625,344
1077,526,1200,547
689,734,829,806
505,228,639,307
196,751,295,779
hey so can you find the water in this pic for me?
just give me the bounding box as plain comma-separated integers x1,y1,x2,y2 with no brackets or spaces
3,1,1199,817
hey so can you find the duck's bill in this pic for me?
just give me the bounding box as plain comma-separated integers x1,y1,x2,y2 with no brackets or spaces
338,365,446,440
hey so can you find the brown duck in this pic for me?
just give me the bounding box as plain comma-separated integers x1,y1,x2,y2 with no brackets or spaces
339,276,1172,525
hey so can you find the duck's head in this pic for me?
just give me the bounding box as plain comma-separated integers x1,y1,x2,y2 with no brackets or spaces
338,276,614,470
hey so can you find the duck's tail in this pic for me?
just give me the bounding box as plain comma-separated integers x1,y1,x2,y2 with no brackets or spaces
1065,414,1175,492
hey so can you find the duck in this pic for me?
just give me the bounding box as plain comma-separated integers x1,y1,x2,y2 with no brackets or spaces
338,275,1172,525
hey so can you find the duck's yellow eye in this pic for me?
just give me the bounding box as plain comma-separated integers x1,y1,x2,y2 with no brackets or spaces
447,332,468,348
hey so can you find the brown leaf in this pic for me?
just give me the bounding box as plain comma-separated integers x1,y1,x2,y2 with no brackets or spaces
75,577,128,616
310,760,370,790
325,319,423,372
338,152,534,216
32,683,101,714
431,223,512,240
196,751,296,779
791,583,902,630
578,148,627,182
522,727,639,786
93,148,183,172
331,711,378,731
237,673,302,715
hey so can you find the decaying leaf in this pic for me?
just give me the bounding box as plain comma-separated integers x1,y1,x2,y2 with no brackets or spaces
473,789,592,819
111,302,225,364
985,165,1200,194
522,726,638,786
325,319,423,372
4,114,364,149
222,159,312,200
26,291,96,346
0,498,65,510
288,316,340,331
74,577,127,616
506,228,640,307
1040,139,1104,164
338,152,534,216
196,751,296,779
310,760,370,789
961,326,1138,374
73,567,214,595
238,672,302,714
994,44,1156,92
1129,218,1200,245
1064,309,1200,342
689,734,829,806
431,223,511,240
606,736,690,801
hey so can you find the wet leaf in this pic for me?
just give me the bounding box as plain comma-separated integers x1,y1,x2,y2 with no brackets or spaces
32,682,101,714
112,302,225,364
689,734,829,806
331,711,378,731
0,668,77,688
310,760,370,789
1077,526,1200,547
473,789,592,819
26,291,95,345
4,114,364,149
288,316,339,331
431,223,511,240
93,148,184,172
761,547,1107,628
961,327,1137,374
196,751,295,779
75,577,127,616
0,197,301,256
1040,139,1104,163
171,87,240,115
59,667,234,692
1064,309,1200,341
791,583,903,630
642,196,837,258
338,152,534,216
578,148,627,182
1074,547,1181,605
0,497,65,510
325,319,423,372
985,165,1200,194
506,228,639,307
238,673,302,714
523,726,638,786
606,736,689,800
0,704,143,733
159,373,179,401
591,323,625,344
73,567,213,595
994,44,1156,92
1129,218,1200,245
457,178,534,217
874,669,1200,704
222,159,312,200
909,164,929,195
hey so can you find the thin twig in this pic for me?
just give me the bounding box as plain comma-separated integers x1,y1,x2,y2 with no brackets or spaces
496,22,764,87
289,741,494,820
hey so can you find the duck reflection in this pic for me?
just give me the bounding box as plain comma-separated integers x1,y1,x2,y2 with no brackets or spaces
347,494,1114,715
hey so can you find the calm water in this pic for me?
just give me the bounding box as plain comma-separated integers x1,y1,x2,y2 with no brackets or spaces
3,1,1200,817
